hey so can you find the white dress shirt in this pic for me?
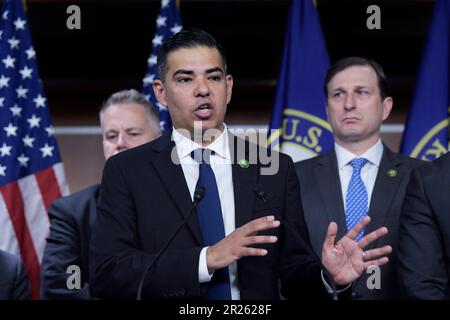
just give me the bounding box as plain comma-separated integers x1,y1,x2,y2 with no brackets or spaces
335,139,384,210
172,125,240,300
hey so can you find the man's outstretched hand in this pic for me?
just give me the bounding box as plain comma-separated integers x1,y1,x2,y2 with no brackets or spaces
321,216,392,286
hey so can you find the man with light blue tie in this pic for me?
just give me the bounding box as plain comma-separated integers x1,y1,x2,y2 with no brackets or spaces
295,57,423,299
90,32,393,300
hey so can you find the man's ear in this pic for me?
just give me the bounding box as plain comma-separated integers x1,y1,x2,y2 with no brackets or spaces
382,97,393,121
153,80,167,106
226,74,233,104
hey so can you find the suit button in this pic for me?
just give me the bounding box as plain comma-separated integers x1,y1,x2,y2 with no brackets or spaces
351,292,359,299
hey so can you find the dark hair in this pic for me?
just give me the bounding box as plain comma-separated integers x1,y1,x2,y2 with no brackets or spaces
324,57,390,100
157,28,227,81
99,89,161,134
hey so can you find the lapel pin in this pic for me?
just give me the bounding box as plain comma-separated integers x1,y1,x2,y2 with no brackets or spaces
239,159,250,169
387,169,397,177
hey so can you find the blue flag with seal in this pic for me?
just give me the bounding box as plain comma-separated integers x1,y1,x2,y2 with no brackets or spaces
400,0,450,160
142,0,182,133
267,0,333,162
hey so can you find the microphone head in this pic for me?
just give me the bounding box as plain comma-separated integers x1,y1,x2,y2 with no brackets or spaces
194,186,205,201
253,184,266,199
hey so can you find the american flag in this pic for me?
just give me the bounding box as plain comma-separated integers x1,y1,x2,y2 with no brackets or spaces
142,0,182,133
0,0,68,299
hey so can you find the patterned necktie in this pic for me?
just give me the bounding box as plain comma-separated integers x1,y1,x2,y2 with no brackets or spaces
192,148,232,300
345,157,368,242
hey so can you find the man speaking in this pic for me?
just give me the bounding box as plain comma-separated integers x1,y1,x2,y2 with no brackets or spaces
90,29,391,300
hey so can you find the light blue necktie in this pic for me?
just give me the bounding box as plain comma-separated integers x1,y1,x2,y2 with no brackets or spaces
345,157,368,242
192,148,232,300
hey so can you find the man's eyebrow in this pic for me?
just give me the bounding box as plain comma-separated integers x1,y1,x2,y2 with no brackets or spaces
125,127,142,132
172,67,224,77
172,69,194,77
205,67,224,74
104,129,118,136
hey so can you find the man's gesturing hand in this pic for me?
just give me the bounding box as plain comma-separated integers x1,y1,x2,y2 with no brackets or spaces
206,215,280,273
322,216,392,286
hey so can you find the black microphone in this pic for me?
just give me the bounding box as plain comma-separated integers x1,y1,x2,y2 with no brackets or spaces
136,186,205,300
253,184,339,301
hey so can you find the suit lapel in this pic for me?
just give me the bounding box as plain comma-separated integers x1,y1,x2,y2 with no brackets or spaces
352,146,403,291
229,134,258,228
313,151,347,240
365,147,402,239
150,132,202,245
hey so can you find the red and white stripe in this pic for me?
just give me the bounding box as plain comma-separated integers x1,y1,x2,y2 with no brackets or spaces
0,163,68,299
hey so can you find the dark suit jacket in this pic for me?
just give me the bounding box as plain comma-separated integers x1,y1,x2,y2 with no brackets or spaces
399,153,450,299
41,184,100,299
90,131,330,300
0,250,30,299
295,146,422,299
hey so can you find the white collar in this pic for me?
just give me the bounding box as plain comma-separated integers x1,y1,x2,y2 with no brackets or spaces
335,139,383,170
172,124,231,161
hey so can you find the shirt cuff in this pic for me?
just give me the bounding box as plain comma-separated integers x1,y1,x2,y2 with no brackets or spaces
321,269,352,295
198,246,213,283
